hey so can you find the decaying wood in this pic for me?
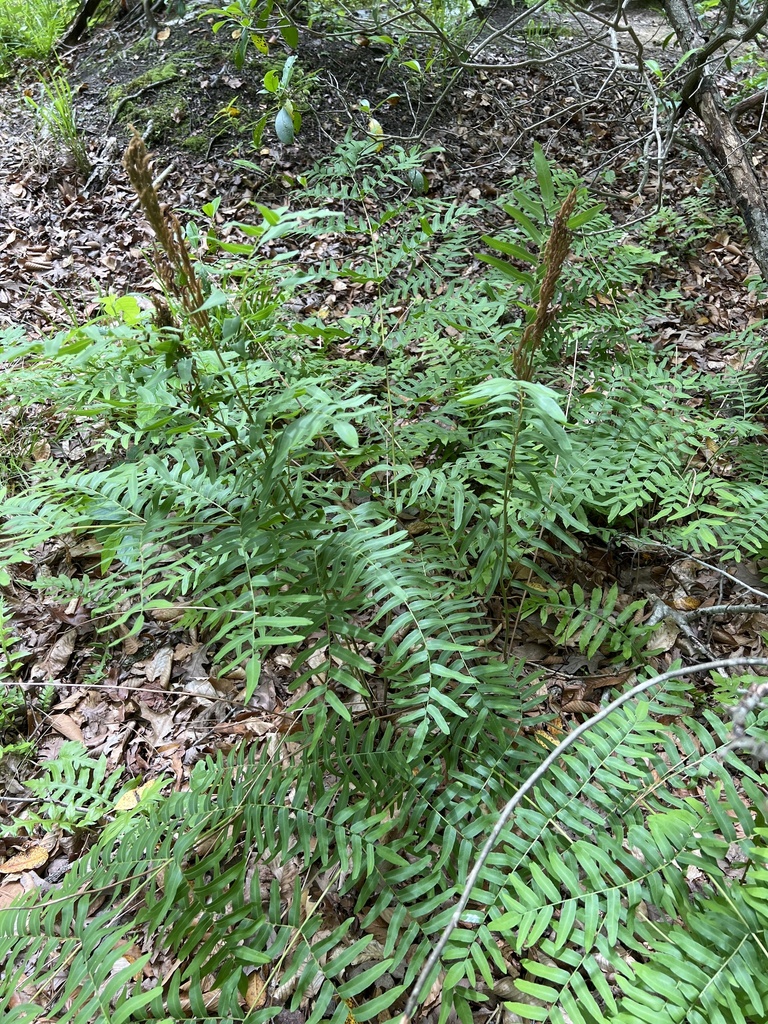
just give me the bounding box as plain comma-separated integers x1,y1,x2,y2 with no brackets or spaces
664,0,768,279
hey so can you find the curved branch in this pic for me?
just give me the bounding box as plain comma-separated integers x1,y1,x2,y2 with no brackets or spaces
731,86,768,120
399,655,768,1024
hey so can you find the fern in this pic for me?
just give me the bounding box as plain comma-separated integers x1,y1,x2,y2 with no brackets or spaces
523,582,651,662
7,741,125,834
2,678,765,1023
2,143,768,1024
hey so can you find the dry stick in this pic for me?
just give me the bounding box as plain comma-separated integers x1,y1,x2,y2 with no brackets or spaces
682,603,768,619
731,87,768,119
398,655,768,1024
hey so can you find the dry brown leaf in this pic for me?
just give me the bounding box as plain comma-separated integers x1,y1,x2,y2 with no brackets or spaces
145,646,174,689
649,620,679,652
245,970,267,1010
113,780,161,813
670,595,701,611
122,634,141,656
151,603,186,623
561,700,600,716
48,713,84,743
0,846,49,873
35,628,76,679
138,703,176,745
0,881,26,907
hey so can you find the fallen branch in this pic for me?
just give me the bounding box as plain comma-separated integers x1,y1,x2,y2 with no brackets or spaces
398,655,768,1024
680,602,767,618
108,75,178,127
730,87,768,120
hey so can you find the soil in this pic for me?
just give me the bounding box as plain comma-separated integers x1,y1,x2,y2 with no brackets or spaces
1,0,765,338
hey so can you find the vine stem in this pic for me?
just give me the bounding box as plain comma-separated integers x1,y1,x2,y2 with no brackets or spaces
398,655,768,1023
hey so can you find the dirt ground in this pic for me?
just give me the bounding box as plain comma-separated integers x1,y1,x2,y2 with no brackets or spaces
0,0,763,338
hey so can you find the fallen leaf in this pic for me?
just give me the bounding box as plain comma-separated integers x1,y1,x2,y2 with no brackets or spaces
0,847,49,873
114,780,159,812
35,629,76,679
0,881,25,908
246,971,267,1010
48,714,85,743
145,646,174,689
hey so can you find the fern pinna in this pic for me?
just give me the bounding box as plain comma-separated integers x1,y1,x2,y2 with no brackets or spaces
1,144,768,1023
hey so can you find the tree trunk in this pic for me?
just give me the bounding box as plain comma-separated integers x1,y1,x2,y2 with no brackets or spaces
664,0,768,281
62,0,158,43
62,0,106,44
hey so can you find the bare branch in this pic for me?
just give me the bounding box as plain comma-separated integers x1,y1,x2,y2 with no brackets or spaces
399,656,768,1024
467,0,551,60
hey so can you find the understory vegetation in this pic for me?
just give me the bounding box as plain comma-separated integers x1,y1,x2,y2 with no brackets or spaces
1,0,768,1018
0,0,76,65
1,128,767,1023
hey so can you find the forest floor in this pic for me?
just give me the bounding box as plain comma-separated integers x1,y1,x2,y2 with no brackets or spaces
1,0,765,338
1,0,768,983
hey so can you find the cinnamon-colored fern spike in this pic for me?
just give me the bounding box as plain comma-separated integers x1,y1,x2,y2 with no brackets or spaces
513,187,578,381
123,128,210,333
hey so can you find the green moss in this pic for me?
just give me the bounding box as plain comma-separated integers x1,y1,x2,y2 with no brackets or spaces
139,91,190,142
107,59,201,146
183,134,208,154
108,60,179,107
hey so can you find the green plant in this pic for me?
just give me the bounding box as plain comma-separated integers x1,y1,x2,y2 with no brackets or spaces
0,592,22,675
4,741,126,836
522,582,651,662
730,49,768,108
23,64,90,173
258,54,313,144
524,14,568,50
2,141,768,1023
639,177,743,263
0,0,76,69
0,595,33,762
1,666,767,1023
205,0,298,68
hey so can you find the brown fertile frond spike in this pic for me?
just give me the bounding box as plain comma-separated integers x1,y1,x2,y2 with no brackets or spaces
513,187,579,381
122,128,210,332
123,129,176,261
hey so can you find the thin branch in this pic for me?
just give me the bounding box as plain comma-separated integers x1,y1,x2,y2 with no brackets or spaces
467,0,551,60
731,87,768,120
682,602,767,618
683,557,768,601
398,656,768,1024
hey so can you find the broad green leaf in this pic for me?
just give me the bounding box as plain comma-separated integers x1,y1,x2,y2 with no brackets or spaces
263,69,280,93
279,18,299,48
481,234,536,263
334,421,359,448
533,141,554,208
275,105,295,144
567,204,603,229
476,252,535,285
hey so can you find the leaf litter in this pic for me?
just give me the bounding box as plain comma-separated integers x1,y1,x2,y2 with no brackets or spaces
0,0,767,1019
